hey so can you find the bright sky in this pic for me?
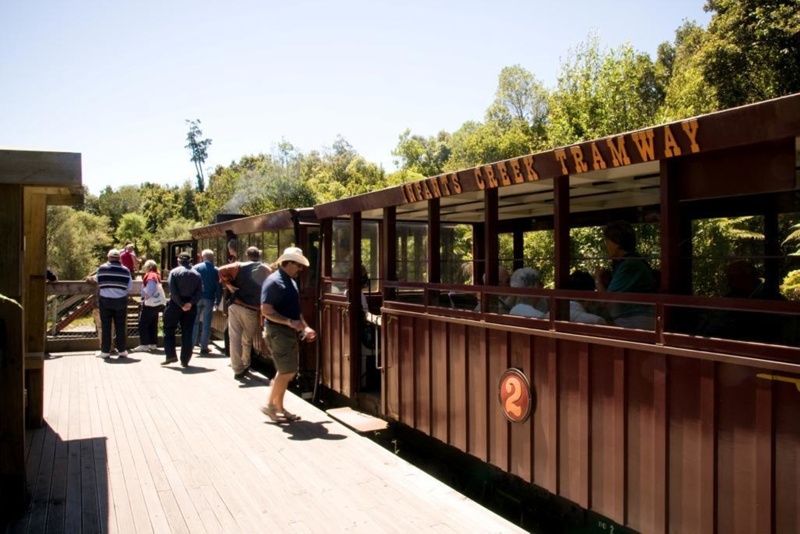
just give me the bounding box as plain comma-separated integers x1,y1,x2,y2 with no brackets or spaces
1,0,711,195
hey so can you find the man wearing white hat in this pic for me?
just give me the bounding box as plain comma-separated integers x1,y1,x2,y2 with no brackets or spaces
260,246,316,422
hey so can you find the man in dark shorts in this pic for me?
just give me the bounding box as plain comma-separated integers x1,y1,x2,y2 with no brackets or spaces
260,247,316,422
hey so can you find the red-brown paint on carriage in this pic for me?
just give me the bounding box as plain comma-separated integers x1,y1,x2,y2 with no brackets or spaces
313,93,800,533
376,308,800,533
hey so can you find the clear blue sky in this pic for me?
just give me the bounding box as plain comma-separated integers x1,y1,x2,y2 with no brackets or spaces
1,0,711,195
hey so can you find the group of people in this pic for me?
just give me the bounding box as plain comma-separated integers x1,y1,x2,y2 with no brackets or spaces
478,220,658,328
93,244,316,424
485,220,789,340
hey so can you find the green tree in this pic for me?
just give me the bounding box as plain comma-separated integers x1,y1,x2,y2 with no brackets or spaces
185,119,213,192
85,185,143,230
485,65,550,145
198,153,287,221
305,137,386,201
154,217,196,246
140,183,183,233
392,129,452,177
658,21,719,120
446,119,536,171
702,0,800,108
547,35,664,146
115,213,152,258
47,206,112,279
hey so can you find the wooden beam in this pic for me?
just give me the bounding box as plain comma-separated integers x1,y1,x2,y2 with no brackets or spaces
0,150,81,186
382,207,396,300
0,185,23,298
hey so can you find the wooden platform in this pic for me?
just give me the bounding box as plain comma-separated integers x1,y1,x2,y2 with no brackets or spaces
5,348,523,533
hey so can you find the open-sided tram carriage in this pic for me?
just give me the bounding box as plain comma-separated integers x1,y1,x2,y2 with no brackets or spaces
186,94,800,532
310,94,800,534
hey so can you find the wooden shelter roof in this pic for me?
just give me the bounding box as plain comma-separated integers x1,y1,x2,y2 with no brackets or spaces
0,149,83,205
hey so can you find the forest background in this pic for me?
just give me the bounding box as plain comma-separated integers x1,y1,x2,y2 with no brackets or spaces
47,0,800,296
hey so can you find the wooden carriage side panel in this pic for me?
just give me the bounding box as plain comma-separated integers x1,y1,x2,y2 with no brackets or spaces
533,337,558,494
299,294,317,372
509,332,534,483
558,339,590,509
467,326,489,462
626,350,668,534
430,321,449,444
773,371,800,533
321,303,335,390
341,304,352,397
329,303,344,393
589,345,626,522
668,357,715,534
487,329,510,472
384,314,401,420
399,315,417,428
716,363,773,534
447,323,468,452
414,316,432,436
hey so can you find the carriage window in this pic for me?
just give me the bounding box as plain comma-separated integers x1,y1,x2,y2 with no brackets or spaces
397,222,428,283
362,221,380,291
669,213,800,347
304,227,320,292
331,221,351,293
259,231,276,265
279,229,295,253
441,224,472,284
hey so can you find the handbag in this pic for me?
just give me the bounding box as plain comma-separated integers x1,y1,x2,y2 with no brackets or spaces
144,282,167,307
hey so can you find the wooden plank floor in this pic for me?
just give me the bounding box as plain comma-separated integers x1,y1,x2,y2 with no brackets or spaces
6,348,524,534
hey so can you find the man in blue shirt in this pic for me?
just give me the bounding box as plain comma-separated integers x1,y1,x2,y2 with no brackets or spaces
192,249,222,354
161,252,203,367
94,249,133,359
260,247,316,422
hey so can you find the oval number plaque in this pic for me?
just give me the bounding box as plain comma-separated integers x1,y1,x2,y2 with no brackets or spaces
498,368,532,424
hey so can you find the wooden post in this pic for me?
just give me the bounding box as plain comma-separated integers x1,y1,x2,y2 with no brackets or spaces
23,189,47,428
0,298,26,523
349,213,362,396
0,183,26,522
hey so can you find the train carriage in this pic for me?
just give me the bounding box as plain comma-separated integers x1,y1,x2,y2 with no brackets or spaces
312,94,800,533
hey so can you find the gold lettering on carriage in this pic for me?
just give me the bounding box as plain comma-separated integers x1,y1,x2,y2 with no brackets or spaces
400,119,700,202
554,119,701,175
474,155,538,191
402,173,462,204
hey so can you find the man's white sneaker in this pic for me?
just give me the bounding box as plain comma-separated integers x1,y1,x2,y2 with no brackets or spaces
131,345,151,353
97,352,111,359
149,344,158,350
118,351,129,358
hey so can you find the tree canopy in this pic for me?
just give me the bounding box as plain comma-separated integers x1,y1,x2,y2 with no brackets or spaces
52,0,800,293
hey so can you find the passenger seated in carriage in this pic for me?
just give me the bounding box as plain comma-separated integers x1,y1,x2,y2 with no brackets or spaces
470,264,511,313
507,267,548,318
565,270,607,325
697,260,787,344
601,220,658,329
